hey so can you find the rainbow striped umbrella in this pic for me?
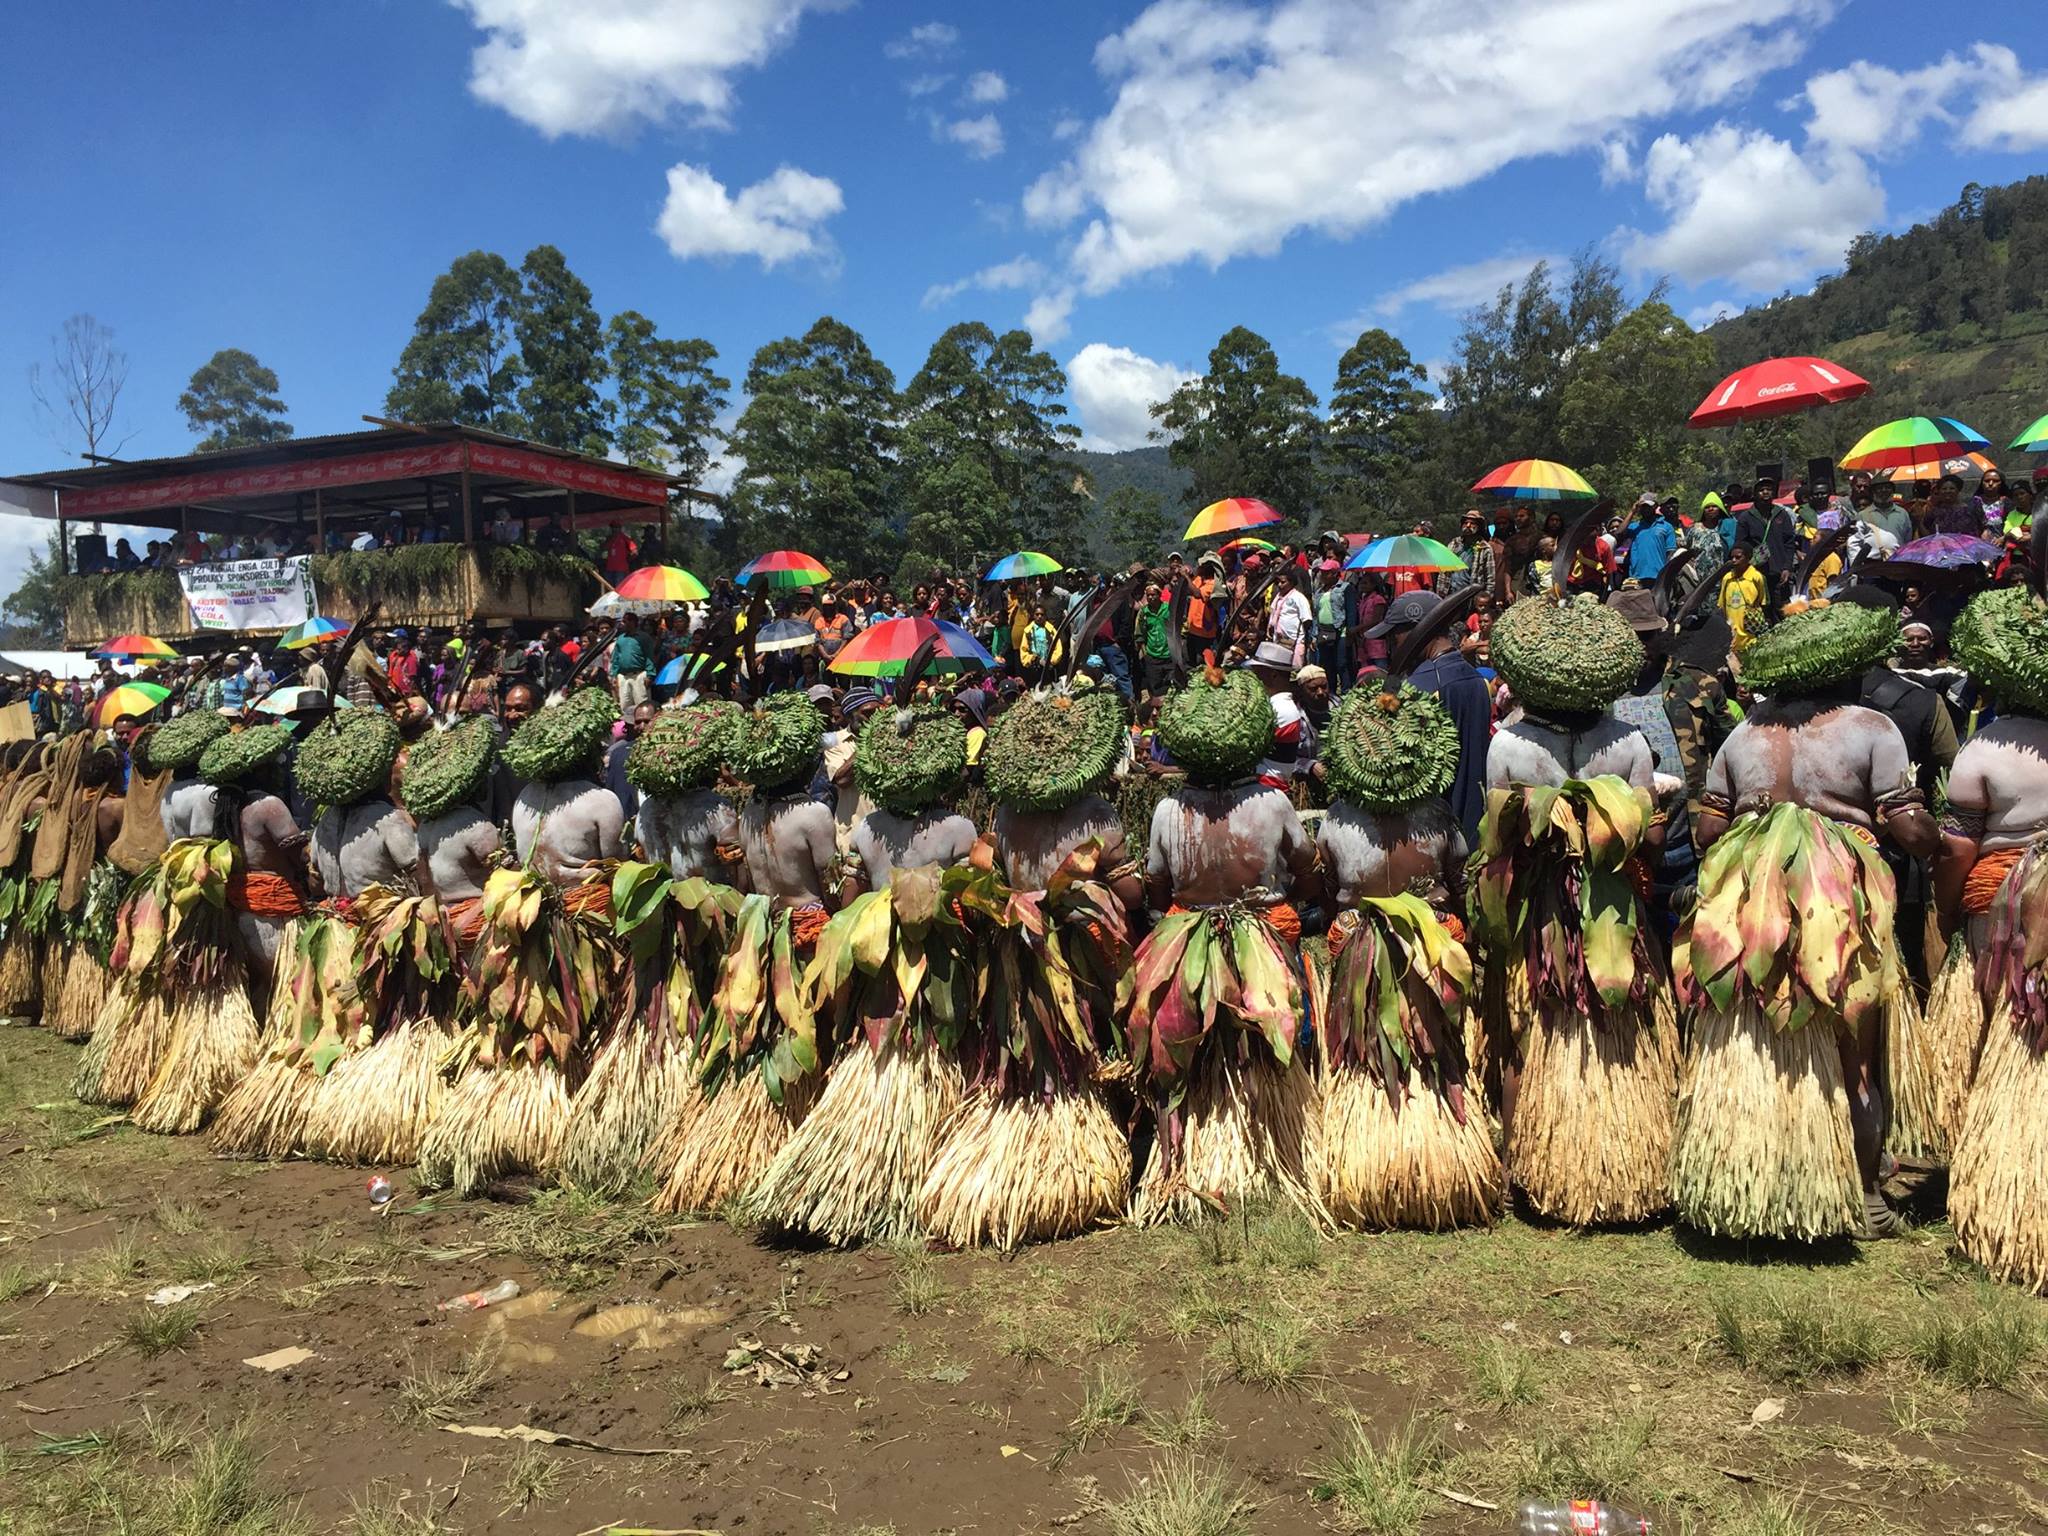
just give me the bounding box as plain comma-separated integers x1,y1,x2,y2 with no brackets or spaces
280,616,350,651
2010,413,2048,454
1471,459,1597,501
96,681,169,725
985,550,1064,582
1219,536,1278,556
1344,535,1467,574
1878,450,1994,485
829,617,995,678
92,633,178,662
736,550,832,589
616,565,710,603
1840,416,1991,472
1185,498,1282,539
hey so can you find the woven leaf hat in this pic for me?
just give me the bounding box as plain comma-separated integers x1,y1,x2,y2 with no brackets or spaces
197,723,293,787
294,708,403,808
1489,505,1645,715
728,692,825,793
1741,602,1898,697
139,709,229,776
400,714,499,822
1159,669,1273,788
501,686,618,784
984,688,1127,812
856,700,967,814
1951,584,2048,716
628,702,741,797
1322,684,1459,812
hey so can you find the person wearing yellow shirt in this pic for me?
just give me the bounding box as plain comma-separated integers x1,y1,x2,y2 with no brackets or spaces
1718,543,1767,654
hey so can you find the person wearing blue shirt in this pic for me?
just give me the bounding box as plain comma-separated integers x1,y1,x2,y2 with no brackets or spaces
1624,501,1681,583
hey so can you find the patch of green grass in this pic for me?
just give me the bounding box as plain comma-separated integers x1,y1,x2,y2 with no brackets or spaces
1466,1337,1540,1410
122,1300,203,1358
1085,1302,1139,1349
168,1235,266,1285
496,1446,561,1514
1886,1389,1969,1437
21,1159,106,1212
341,1494,444,1535
1141,1385,1219,1450
71,1226,148,1297
159,1420,309,1536
0,1259,50,1303
478,1186,679,1291
1060,1363,1145,1462
1505,1411,1656,1505
667,1374,729,1427
1166,1280,1243,1341
893,1261,946,1317
395,1342,497,1425
1098,1455,1253,1536
995,1310,1058,1364
1718,1493,1823,1536
1246,1206,1326,1273
1212,1304,1316,1391
1711,1286,1883,1383
1905,1288,2039,1389
151,1197,206,1235
1310,1416,1441,1536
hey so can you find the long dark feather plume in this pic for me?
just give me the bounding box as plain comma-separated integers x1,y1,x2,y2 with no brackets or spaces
1790,523,1851,600
1222,568,1278,653
1388,586,1478,680
894,636,940,716
562,630,619,694
1164,574,1192,688
1550,501,1610,600
1652,549,1694,620
1045,580,1104,684
1671,562,1722,631
309,604,384,733
1062,572,1149,687
438,644,476,727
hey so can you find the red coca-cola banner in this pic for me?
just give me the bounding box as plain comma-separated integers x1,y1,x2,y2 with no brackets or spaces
53,437,668,520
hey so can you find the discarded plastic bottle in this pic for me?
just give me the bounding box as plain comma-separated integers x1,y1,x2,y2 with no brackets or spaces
437,1279,521,1313
1517,1500,1652,1536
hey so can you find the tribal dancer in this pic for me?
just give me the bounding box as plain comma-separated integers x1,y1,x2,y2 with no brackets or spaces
419,686,621,1195
1127,624,1324,1226
43,743,126,1042
921,589,1143,1249
210,710,400,1159
0,741,57,1020
655,691,834,1214
752,644,980,1243
560,701,745,1194
75,711,227,1108
1942,565,2048,1289
1315,591,1501,1230
1673,597,1937,1239
1478,508,1676,1226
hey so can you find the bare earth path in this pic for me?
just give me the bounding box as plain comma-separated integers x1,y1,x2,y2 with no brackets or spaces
1,1025,2045,1536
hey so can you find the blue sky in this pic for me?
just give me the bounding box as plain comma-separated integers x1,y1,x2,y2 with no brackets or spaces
2,0,2043,593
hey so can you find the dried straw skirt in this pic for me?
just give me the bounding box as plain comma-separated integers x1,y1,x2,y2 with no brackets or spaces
1671,1000,1863,1241
1882,943,1947,1165
131,975,261,1136
299,1016,452,1167
1130,1047,1325,1228
1504,962,1677,1227
916,1081,1131,1250
555,1024,699,1197
74,977,174,1107
651,1068,815,1216
1318,1063,1502,1231
46,943,107,1042
0,936,43,1018
747,1041,965,1245
416,1058,578,1197
1921,934,1987,1147
1949,1003,2048,1293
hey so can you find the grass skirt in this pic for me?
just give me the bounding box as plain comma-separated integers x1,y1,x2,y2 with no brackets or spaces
131,974,261,1136
1949,1004,2048,1293
1130,1047,1324,1228
0,936,43,1017
747,1041,965,1244
74,978,174,1107
46,943,106,1042
556,1024,699,1197
917,1079,1130,1250
1883,944,1947,1165
1504,962,1677,1226
416,1059,578,1197
1922,933,1987,1147
1320,1063,1502,1231
1672,999,1863,1241
299,1016,451,1167
652,1069,816,1216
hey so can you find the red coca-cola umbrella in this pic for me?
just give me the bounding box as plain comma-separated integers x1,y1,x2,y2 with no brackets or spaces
1687,356,1870,428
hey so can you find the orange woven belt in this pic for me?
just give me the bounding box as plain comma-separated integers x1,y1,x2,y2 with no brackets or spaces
1963,848,2025,916
790,903,831,950
1170,900,1301,944
1440,912,1467,944
563,881,612,918
444,895,486,946
226,869,307,919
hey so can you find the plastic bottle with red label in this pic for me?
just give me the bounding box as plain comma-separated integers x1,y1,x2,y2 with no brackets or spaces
1517,1499,1652,1535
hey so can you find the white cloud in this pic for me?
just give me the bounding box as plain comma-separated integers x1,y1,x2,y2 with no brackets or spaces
1957,46,2048,151
1025,0,1832,294
1066,342,1193,451
1621,124,1881,291
1024,288,1078,344
922,255,1047,309
1051,113,1084,142
1370,253,1562,319
905,71,952,97
937,112,1004,159
453,0,824,137
1598,136,1635,187
964,70,1008,104
1686,299,1739,330
885,21,958,59
1803,48,1987,155
655,162,844,268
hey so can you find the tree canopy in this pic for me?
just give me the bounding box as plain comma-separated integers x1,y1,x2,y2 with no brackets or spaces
385,250,527,434
178,348,292,452
1151,326,1321,525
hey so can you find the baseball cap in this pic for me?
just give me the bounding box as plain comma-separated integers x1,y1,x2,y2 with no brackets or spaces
1317,558,1341,572
1362,589,1438,638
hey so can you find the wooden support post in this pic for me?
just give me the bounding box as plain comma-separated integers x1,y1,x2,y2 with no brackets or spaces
56,497,69,576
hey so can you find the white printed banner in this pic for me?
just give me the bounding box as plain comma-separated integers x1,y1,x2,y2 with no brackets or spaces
177,557,318,632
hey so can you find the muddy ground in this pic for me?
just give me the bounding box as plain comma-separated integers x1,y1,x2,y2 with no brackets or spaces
1,1024,2045,1536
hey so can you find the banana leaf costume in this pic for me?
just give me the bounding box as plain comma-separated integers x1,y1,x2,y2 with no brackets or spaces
1671,600,1929,1241
0,743,58,1017
748,680,978,1245
1316,674,1501,1230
